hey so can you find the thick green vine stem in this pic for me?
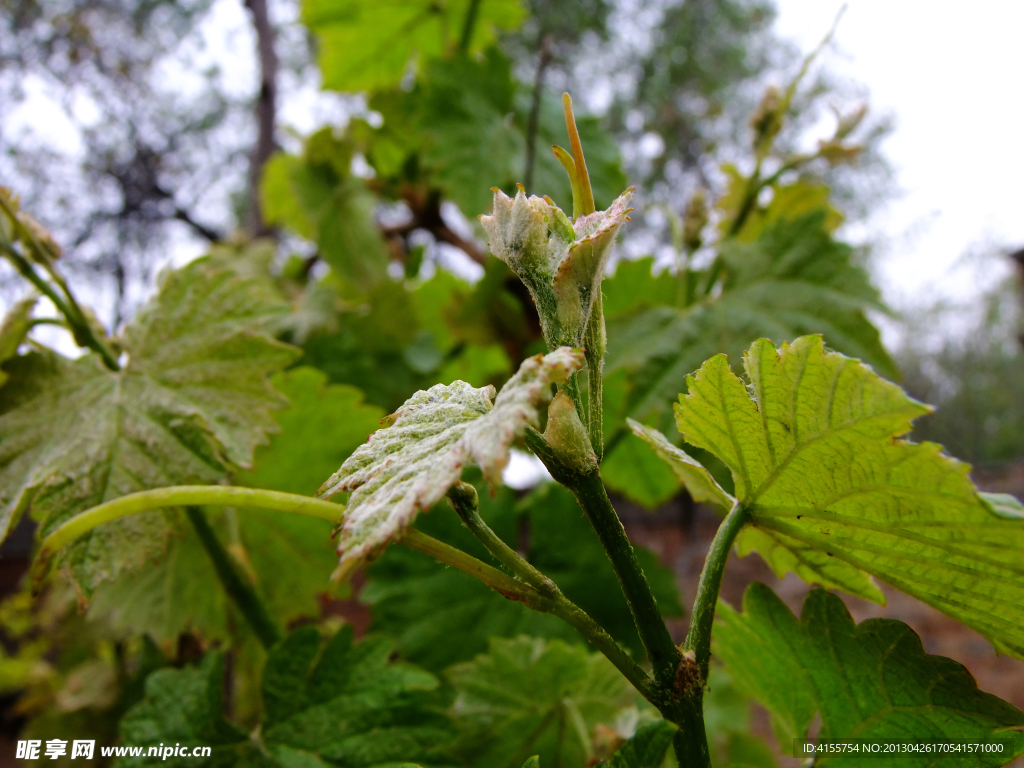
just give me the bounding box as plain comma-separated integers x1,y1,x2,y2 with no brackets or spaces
525,428,680,687
667,502,750,768
184,506,281,649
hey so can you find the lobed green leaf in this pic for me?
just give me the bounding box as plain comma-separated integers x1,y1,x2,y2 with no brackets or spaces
676,334,1024,656
715,585,1024,766
0,256,298,592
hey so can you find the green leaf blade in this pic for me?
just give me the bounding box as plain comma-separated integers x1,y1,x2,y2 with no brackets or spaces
0,256,298,590
676,334,1024,657
715,585,1024,766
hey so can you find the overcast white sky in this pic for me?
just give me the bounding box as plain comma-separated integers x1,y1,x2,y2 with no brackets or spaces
773,1,1024,314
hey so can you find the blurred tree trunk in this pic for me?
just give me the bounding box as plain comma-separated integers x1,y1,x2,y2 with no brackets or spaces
245,0,279,237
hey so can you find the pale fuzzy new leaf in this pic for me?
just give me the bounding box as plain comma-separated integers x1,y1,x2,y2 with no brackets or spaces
0,257,297,590
626,419,734,510
318,347,584,580
716,585,1024,766
677,335,1024,655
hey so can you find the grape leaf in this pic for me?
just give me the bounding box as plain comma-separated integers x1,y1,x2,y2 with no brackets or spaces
118,627,456,768
605,213,895,430
318,347,584,581
305,0,525,92
89,368,384,642
447,636,633,768
676,334,1024,656
628,419,881,602
626,419,734,510
261,130,389,289
361,481,683,671
0,257,297,591
118,653,249,767
260,626,455,767
605,720,677,768
715,585,1024,766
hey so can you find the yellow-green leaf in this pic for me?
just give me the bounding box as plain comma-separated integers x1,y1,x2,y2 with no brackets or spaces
676,335,1024,656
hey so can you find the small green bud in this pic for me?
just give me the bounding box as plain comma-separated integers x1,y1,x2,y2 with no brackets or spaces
543,391,597,473
682,188,708,253
750,85,783,156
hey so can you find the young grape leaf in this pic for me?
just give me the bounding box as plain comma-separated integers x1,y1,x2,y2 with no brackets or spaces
480,186,633,350
260,626,455,767
447,636,633,768
118,653,249,766
305,0,525,92
629,419,882,602
627,419,734,510
0,257,297,591
318,347,584,581
715,585,1024,766
361,481,683,671
677,334,1024,657
604,720,677,768
119,627,456,768
89,368,384,642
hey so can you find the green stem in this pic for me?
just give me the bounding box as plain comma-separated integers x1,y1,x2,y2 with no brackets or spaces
667,502,749,768
29,484,654,700
443,483,654,699
0,242,120,371
447,483,558,596
525,428,679,686
683,501,750,680
31,486,343,587
401,528,544,606
185,506,281,649
572,470,680,685
458,0,482,52
583,291,605,461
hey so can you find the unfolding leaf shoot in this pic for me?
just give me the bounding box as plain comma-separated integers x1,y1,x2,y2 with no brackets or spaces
480,187,632,349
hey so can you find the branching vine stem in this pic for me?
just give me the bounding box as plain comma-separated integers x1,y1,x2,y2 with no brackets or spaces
31,484,653,699
525,427,680,688
0,195,121,370
447,482,558,596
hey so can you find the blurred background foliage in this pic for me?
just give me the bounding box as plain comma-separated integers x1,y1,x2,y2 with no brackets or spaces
1,0,1022,765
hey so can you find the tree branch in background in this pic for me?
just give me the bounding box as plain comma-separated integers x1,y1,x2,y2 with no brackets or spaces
245,0,280,237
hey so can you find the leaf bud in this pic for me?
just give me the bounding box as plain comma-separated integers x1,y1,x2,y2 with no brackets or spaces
543,391,597,473
480,186,633,350
682,188,709,253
